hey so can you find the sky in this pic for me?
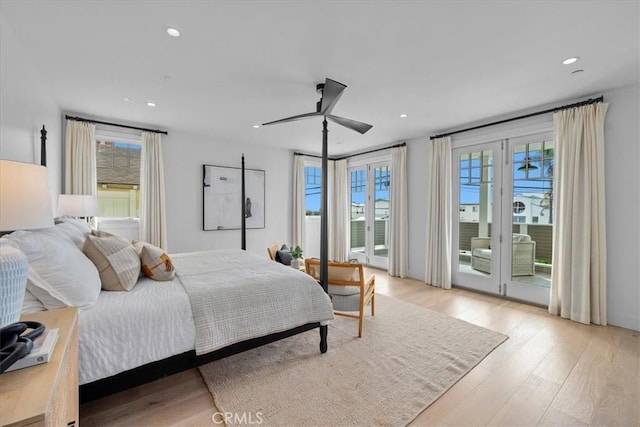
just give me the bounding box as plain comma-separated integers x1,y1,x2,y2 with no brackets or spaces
304,147,552,209
305,167,389,212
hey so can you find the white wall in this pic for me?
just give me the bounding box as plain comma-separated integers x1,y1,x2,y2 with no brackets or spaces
162,130,292,257
602,84,640,331
407,83,640,330
0,12,62,210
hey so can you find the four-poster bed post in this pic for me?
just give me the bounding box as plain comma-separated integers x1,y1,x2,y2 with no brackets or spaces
319,119,329,352
241,154,246,251
40,125,47,167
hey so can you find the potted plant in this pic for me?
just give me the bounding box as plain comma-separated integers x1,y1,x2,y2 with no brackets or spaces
290,245,303,269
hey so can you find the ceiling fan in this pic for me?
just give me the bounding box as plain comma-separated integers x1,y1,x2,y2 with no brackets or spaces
262,78,372,321
262,78,373,135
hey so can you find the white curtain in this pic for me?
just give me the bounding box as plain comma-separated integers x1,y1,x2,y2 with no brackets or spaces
292,155,306,249
424,137,452,289
64,120,96,195
549,103,608,325
140,131,167,249
330,159,349,262
388,146,408,277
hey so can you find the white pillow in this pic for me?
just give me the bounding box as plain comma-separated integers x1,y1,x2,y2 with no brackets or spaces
55,222,86,249
22,288,46,314
56,216,93,235
4,229,101,310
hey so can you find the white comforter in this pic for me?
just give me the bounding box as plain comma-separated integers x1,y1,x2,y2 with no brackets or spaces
79,250,333,385
78,276,195,385
172,249,334,355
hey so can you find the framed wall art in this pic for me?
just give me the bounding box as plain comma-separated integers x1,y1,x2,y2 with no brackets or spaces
203,164,265,231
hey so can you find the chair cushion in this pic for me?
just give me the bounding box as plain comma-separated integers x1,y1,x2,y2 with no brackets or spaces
332,293,360,312
472,248,492,259
328,284,360,296
512,234,531,242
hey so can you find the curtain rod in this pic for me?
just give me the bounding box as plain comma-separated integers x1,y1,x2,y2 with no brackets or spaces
294,142,406,161
430,96,604,140
65,115,168,135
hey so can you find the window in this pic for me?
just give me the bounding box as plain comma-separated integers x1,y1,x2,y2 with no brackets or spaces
374,166,390,191
351,169,366,192
513,201,525,214
304,166,321,216
95,129,142,218
459,151,492,185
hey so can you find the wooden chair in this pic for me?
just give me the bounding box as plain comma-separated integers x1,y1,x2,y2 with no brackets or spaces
305,258,375,338
267,243,278,261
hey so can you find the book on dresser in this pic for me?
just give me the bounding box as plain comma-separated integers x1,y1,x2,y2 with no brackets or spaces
5,328,59,372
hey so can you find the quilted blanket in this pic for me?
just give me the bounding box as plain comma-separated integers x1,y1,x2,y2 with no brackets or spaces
172,249,334,355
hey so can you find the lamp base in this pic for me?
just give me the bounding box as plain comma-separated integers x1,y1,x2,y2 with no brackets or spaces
0,243,28,328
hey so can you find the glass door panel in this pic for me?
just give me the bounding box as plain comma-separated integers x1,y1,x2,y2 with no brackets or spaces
348,164,390,269
501,137,553,305
452,142,502,294
349,168,367,263
371,165,390,267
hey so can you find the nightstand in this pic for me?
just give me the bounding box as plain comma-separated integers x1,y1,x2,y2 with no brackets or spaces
0,307,79,427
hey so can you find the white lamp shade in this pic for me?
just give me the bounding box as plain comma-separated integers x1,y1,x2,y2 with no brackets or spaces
57,194,97,217
0,160,54,232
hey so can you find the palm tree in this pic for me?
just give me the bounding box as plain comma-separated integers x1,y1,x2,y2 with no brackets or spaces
535,148,554,221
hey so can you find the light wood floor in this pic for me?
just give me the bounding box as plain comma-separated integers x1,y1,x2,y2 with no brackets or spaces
80,270,639,426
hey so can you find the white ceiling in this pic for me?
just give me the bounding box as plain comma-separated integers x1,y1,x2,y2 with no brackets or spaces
1,1,638,156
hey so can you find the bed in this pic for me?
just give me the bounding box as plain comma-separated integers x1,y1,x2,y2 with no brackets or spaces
3,220,333,402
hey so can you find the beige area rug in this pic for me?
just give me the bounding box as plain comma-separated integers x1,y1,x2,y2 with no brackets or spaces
198,294,507,427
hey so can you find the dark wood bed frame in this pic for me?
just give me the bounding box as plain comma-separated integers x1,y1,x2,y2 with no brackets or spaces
76,152,329,403
80,322,326,402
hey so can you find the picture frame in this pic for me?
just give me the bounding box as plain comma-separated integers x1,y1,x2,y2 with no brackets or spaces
203,164,265,231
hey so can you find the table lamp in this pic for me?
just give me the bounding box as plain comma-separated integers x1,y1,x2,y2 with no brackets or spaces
57,194,97,220
0,160,54,327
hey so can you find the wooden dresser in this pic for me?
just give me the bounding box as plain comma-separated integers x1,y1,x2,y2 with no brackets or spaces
0,307,79,427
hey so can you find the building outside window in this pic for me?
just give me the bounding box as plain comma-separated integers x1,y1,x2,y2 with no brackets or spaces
96,140,141,218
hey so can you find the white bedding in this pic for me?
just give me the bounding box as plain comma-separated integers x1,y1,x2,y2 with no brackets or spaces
78,276,195,385
79,250,333,385
173,250,334,355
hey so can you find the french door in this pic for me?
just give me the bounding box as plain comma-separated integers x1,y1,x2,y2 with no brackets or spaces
452,133,553,306
348,163,390,270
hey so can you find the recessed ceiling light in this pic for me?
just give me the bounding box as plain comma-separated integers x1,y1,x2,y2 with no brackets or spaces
123,97,131,102
146,101,156,107
571,69,584,75
400,113,408,118
252,125,260,129
166,27,181,37
562,57,579,65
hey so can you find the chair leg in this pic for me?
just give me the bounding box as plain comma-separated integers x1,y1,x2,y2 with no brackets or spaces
371,292,375,316
358,313,363,338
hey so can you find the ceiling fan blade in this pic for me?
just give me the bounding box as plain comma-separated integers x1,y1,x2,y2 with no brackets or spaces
262,111,321,126
319,78,346,114
327,114,373,134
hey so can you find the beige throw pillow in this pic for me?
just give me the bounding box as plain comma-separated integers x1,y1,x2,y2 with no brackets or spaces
83,235,141,291
133,241,175,281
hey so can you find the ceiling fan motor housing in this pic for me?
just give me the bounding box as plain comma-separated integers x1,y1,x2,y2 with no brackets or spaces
316,83,325,112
